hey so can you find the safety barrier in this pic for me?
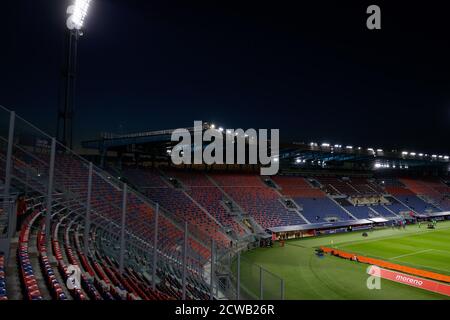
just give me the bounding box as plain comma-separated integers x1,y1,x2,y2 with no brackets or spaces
321,246,450,283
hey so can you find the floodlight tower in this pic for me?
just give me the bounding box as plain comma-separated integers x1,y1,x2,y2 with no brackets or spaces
57,0,92,149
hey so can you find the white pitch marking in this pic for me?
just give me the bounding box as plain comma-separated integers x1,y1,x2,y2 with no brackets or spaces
390,249,433,260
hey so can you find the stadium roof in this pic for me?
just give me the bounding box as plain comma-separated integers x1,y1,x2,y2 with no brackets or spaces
81,125,450,173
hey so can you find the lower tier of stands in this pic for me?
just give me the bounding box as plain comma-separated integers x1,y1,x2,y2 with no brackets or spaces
394,195,440,214
293,197,354,223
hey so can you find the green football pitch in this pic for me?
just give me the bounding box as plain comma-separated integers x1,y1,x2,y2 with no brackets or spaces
237,220,450,300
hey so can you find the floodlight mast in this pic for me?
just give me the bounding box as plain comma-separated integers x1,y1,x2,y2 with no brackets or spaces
57,0,92,149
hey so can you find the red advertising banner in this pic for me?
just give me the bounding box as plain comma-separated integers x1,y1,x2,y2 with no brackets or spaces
367,265,450,297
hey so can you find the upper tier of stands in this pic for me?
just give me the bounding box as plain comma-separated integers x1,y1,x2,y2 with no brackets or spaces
272,176,325,197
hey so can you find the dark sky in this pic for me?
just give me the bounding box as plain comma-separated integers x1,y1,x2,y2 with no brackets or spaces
1,0,449,153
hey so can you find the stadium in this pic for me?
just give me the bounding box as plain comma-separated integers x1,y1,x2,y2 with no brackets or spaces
1,106,449,301
1,0,450,305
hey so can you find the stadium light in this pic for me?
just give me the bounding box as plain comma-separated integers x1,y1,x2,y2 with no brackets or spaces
218,127,224,132
210,124,215,129
410,152,416,156
346,146,353,149
66,0,92,30
58,0,92,148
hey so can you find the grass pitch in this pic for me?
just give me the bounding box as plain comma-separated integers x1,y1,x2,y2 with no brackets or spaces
238,220,450,300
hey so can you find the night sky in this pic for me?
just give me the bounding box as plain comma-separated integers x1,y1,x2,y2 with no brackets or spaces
1,1,449,153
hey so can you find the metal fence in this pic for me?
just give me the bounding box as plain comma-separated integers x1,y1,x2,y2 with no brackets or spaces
0,104,285,300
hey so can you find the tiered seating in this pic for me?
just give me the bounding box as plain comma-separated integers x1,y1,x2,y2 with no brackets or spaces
54,157,213,265
143,187,229,249
17,210,43,300
46,212,86,300
167,171,247,236
400,178,450,210
335,197,397,219
294,197,354,223
394,195,440,214
36,219,67,300
384,186,415,196
348,178,379,195
344,206,377,219
383,197,413,215
122,168,229,250
367,180,386,194
316,177,357,196
123,168,168,188
370,205,398,218
210,173,307,228
0,253,6,300
272,176,325,197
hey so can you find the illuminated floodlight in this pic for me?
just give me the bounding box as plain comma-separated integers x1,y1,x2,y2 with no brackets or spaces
321,143,330,147
410,152,416,156
432,154,437,158
210,124,215,129
418,153,423,157
444,156,449,160
438,155,443,158
374,163,382,169
218,127,224,132
377,149,383,152
67,0,92,30
226,129,232,134
401,151,408,155
346,146,353,149
296,158,302,164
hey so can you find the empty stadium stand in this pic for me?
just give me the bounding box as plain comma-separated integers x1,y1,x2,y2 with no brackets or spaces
209,173,307,229
1,105,448,301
